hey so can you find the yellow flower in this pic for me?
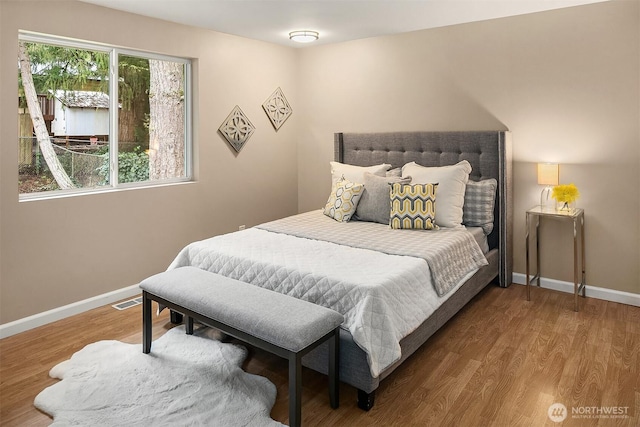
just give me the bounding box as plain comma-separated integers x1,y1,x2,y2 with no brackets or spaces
552,183,580,203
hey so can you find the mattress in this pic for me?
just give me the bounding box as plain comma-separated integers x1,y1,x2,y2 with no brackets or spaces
168,212,487,377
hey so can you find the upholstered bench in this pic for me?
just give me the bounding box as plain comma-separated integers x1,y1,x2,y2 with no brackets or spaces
139,266,344,427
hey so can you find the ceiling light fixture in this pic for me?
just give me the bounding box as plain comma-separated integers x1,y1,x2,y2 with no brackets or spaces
289,31,319,43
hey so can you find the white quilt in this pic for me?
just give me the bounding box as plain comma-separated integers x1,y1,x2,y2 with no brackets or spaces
168,225,481,377
257,211,488,296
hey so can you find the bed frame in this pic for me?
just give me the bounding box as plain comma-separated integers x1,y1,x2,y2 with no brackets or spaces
300,131,513,410
167,130,513,410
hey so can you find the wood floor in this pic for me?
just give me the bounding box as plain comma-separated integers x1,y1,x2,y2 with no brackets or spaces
1,284,638,426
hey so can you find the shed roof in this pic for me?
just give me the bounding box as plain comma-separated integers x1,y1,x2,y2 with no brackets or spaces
53,90,110,109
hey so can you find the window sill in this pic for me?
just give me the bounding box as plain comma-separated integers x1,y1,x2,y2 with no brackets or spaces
18,178,195,202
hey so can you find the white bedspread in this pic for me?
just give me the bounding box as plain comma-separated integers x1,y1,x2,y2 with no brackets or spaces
258,211,488,296
168,219,483,377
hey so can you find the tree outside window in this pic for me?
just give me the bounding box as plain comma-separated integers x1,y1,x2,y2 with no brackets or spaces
18,34,191,197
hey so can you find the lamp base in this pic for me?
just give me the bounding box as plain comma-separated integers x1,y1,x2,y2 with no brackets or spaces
540,186,553,211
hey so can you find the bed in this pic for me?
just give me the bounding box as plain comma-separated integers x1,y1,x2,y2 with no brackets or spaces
168,130,513,410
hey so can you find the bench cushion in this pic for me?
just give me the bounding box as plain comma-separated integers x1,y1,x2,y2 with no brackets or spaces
140,267,344,353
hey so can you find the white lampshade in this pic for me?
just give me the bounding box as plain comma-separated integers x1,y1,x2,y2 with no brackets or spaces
289,31,319,43
537,163,559,186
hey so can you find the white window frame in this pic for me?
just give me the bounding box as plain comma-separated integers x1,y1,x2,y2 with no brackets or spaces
18,31,193,201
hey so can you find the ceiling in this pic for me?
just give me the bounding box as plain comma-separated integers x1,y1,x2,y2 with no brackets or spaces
80,0,607,48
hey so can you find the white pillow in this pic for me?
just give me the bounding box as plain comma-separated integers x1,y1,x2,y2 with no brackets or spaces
402,160,472,228
330,161,391,185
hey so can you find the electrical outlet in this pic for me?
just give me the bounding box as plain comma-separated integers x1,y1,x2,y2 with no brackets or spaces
238,225,246,231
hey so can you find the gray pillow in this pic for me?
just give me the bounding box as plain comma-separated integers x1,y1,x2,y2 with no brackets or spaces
463,178,497,235
355,172,411,224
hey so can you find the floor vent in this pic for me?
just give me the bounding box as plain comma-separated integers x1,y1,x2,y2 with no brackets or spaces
112,296,143,311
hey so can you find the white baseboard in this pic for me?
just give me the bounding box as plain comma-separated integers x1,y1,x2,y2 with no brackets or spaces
3,276,637,339
513,273,640,307
0,284,141,339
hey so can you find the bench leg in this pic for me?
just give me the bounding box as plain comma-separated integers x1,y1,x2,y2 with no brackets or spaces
142,291,152,354
186,316,194,335
289,353,302,427
329,327,339,409
170,310,184,324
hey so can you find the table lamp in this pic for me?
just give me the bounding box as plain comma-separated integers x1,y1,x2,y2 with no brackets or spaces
537,163,559,209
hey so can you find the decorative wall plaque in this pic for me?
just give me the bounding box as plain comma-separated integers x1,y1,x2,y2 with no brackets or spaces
262,87,292,131
218,105,255,152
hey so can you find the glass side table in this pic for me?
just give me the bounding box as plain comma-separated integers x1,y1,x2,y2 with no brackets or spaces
525,205,586,311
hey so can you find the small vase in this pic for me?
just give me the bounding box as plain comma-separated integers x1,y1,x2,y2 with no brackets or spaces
556,200,575,213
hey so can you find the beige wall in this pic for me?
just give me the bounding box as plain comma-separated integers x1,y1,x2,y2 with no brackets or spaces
1,0,638,325
0,1,299,323
296,1,640,294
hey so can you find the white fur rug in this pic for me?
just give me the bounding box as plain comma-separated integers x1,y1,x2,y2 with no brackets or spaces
34,326,284,426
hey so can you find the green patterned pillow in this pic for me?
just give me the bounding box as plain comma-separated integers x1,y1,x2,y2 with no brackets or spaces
323,178,365,222
389,183,439,230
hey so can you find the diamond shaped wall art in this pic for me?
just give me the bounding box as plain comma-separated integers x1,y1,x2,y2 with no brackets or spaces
262,87,292,131
218,105,255,152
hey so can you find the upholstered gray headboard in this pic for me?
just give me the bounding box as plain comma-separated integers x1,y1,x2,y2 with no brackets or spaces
334,131,513,287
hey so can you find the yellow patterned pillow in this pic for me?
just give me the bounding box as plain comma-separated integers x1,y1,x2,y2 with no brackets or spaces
323,178,365,222
389,183,438,230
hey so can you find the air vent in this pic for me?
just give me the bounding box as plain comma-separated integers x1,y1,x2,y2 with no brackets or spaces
112,296,143,310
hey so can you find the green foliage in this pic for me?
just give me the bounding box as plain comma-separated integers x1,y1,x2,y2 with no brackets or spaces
118,55,150,110
18,43,151,126
20,42,109,96
97,147,149,184
119,55,151,144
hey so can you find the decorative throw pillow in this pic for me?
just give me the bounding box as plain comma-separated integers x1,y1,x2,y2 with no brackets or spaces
329,161,391,185
355,173,411,224
402,160,472,228
323,178,365,222
389,183,438,230
463,178,497,235
386,167,402,178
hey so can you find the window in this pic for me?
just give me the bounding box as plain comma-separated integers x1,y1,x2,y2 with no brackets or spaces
18,33,192,199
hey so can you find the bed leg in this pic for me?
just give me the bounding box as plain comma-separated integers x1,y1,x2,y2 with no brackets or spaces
170,310,183,324
357,389,375,411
